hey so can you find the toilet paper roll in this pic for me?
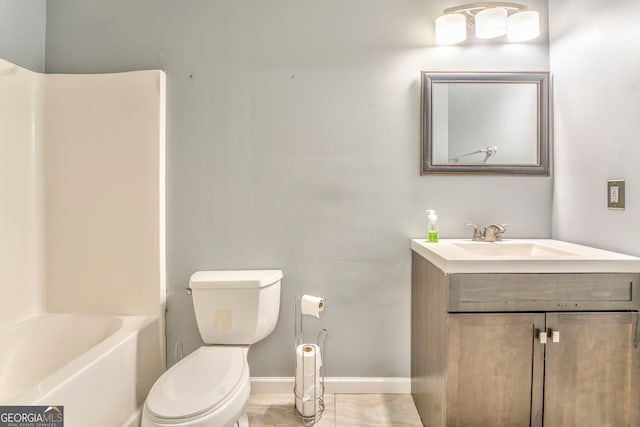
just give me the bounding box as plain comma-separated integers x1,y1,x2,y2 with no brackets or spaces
295,344,323,417
296,394,322,418
295,344,322,375
301,295,324,318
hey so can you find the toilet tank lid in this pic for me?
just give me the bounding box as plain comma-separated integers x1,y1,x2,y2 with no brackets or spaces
189,270,283,289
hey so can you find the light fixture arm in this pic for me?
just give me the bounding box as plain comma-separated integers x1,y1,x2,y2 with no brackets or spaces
443,2,528,25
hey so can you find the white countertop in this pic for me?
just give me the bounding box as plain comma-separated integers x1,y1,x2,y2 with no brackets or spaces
411,239,640,274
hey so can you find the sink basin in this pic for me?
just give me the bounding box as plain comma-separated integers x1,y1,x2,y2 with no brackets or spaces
452,242,579,257
410,239,640,274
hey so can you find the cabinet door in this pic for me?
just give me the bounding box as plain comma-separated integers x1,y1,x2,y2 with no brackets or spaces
446,313,545,427
544,312,637,427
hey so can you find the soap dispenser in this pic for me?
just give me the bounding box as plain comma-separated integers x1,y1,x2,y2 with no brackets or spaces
426,209,439,243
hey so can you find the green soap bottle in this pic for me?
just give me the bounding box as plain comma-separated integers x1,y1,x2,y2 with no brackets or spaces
426,209,439,243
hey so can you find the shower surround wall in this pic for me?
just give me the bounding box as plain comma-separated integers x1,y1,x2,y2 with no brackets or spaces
43,72,166,316
0,58,166,331
0,61,44,328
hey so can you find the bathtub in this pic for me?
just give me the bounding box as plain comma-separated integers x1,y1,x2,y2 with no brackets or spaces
0,313,164,427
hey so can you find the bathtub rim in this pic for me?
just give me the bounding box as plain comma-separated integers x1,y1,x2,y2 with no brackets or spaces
4,313,159,405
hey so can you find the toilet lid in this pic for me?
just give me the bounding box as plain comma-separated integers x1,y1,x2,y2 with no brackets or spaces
145,346,246,420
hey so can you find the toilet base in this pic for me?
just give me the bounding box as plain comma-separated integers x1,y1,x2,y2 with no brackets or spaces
235,412,249,427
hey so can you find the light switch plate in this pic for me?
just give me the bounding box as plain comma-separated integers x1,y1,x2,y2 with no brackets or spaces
608,180,625,209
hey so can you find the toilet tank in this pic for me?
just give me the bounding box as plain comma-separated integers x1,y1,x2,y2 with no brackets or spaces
189,270,282,345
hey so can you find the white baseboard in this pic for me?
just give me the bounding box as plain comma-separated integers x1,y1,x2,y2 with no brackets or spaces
250,377,411,394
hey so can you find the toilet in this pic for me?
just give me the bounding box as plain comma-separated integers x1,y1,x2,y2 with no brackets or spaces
142,270,282,427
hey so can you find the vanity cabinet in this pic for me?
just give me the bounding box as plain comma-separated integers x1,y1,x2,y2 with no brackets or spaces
446,313,545,426
411,252,640,427
543,312,637,427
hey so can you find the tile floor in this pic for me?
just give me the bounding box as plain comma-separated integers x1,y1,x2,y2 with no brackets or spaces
247,394,422,426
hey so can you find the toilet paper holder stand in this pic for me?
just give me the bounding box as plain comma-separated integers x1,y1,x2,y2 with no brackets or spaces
294,295,328,426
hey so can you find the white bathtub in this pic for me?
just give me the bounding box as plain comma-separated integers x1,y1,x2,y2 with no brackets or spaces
0,313,164,427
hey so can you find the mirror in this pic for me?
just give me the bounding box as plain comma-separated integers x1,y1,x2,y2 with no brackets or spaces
421,72,549,175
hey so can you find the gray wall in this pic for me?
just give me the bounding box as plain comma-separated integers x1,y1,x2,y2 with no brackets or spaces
45,0,551,377
549,0,640,257
0,0,46,71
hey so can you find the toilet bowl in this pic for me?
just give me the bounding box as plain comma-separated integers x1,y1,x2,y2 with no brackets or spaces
142,347,250,427
141,270,282,427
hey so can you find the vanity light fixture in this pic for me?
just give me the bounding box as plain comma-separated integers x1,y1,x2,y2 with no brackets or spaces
435,2,540,45
435,13,467,45
476,7,508,39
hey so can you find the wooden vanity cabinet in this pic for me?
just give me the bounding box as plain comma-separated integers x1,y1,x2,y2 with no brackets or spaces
543,312,637,427
411,252,640,427
446,313,545,427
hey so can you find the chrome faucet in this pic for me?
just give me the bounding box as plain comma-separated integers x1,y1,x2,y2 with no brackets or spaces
465,223,507,242
483,224,506,242
464,223,483,241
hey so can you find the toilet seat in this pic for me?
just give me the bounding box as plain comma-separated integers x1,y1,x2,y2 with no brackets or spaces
144,346,248,423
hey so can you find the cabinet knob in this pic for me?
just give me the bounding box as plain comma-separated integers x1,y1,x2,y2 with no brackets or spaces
538,330,548,344
552,330,560,343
